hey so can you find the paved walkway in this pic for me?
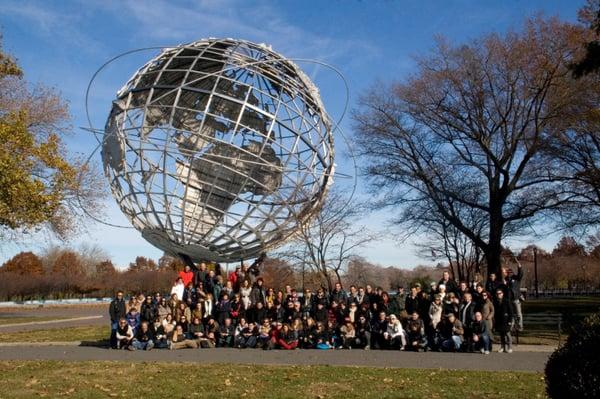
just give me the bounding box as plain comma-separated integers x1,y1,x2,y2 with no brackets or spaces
0,345,551,372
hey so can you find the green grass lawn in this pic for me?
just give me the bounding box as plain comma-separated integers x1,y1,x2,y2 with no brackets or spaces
522,296,600,315
0,361,545,398
0,325,109,343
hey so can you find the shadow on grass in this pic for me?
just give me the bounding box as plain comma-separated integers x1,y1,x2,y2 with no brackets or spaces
79,339,109,348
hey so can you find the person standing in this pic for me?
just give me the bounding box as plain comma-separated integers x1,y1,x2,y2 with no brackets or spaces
505,257,524,331
494,289,514,353
109,290,127,349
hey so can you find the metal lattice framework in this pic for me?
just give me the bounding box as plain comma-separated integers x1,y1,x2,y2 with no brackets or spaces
102,38,335,262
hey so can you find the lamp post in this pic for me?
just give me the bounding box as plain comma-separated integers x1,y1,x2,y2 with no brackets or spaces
533,247,539,298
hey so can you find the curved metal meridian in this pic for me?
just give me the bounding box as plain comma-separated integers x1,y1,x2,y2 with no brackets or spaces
101,38,335,262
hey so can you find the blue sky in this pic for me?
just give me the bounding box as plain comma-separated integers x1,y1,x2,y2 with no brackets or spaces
0,0,585,268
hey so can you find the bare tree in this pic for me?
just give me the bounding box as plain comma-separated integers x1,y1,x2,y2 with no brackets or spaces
279,190,377,291
352,17,598,275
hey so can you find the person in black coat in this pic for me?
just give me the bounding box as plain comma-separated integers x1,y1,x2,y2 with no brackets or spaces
438,271,458,295
314,302,328,324
493,289,514,353
356,314,372,349
470,311,492,353
371,311,389,349
405,287,420,315
131,321,155,350
140,296,157,323
109,291,127,348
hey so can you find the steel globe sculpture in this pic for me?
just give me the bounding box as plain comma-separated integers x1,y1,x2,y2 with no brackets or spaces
102,38,335,263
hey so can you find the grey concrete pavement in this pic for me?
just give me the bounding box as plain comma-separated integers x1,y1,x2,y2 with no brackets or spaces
0,345,550,372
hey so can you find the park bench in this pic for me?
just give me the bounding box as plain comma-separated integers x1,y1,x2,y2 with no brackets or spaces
515,312,562,345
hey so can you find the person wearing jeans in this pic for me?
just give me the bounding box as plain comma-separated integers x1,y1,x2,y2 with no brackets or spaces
471,312,491,354
438,313,464,352
131,321,155,351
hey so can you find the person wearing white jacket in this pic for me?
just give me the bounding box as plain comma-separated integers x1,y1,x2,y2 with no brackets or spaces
384,314,407,350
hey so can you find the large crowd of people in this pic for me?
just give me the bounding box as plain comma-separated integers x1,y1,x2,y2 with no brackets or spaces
109,259,523,354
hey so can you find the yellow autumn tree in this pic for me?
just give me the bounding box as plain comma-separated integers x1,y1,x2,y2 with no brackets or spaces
0,39,104,238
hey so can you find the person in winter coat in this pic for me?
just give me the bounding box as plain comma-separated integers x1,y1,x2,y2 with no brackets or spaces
215,293,232,326
406,311,428,351
437,313,464,352
157,298,170,321
249,278,266,307
131,321,155,350
404,287,420,315
140,296,157,323
470,311,491,354
494,289,514,353
480,291,495,335
178,265,195,288
384,314,407,350
109,291,126,348
503,260,524,331
170,277,185,303
217,318,235,347
371,311,389,349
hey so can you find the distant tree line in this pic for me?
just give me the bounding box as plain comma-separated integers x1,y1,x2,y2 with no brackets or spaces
2,233,599,300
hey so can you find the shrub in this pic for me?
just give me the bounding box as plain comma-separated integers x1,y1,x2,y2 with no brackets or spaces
545,311,600,398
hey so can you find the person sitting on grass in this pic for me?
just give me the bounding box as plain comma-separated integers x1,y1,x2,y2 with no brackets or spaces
437,313,464,352
257,318,272,349
470,311,491,355
189,316,208,347
302,317,318,349
340,320,359,349
245,322,259,348
384,314,406,350
177,315,190,338
279,323,299,350
115,317,134,349
356,314,372,350
169,324,198,350
162,313,176,336
131,321,155,351
204,317,219,348
371,310,389,349
217,318,235,347
315,322,334,350
327,319,342,348
152,316,169,349
406,311,427,352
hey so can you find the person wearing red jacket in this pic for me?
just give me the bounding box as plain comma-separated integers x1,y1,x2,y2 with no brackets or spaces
178,265,195,288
